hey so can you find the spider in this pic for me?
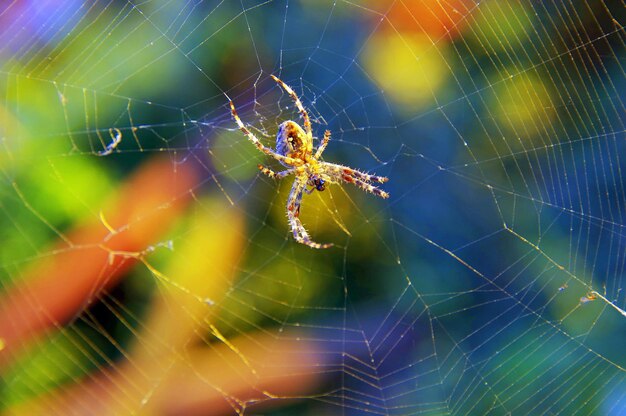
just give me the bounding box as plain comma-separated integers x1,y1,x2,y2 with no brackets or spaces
229,75,389,249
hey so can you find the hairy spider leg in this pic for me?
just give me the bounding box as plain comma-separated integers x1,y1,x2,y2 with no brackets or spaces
325,162,388,183
229,101,304,166
340,172,390,199
287,179,333,249
314,130,331,159
258,165,296,179
270,75,312,137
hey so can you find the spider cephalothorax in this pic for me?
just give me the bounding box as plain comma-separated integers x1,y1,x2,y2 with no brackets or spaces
229,75,389,248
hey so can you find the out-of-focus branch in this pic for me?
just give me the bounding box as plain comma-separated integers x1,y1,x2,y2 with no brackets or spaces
2,156,330,415
0,157,199,367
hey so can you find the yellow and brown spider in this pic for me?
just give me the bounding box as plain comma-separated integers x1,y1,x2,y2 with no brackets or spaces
229,75,389,249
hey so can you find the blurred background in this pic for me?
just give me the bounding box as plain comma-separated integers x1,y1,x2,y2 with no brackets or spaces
0,0,625,414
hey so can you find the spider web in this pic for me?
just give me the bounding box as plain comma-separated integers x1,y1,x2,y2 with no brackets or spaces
0,0,625,414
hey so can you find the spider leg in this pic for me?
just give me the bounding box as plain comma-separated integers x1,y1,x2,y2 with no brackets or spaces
338,172,390,199
314,130,331,159
270,75,312,137
325,162,388,183
287,179,333,249
258,165,296,179
229,101,304,166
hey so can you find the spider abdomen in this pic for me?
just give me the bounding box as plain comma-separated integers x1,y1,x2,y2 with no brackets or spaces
276,121,313,166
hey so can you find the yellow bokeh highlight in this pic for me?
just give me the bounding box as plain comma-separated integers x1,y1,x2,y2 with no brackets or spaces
270,178,354,241
362,32,449,110
488,72,554,146
103,197,244,415
466,0,534,53
267,174,387,250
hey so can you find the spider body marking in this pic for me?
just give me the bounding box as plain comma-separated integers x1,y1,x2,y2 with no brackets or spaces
229,75,389,249
275,121,312,166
